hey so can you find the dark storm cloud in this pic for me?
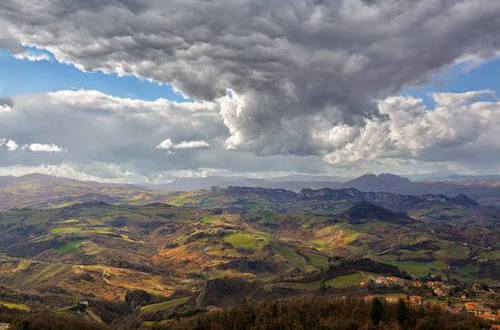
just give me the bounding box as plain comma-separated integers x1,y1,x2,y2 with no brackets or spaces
1,0,499,156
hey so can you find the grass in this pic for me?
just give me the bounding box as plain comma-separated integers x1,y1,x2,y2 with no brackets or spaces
312,224,360,250
27,264,72,285
58,218,79,224
478,249,500,260
200,216,214,224
140,296,191,314
210,269,256,280
433,241,469,260
324,272,373,288
386,260,447,277
120,234,136,242
205,248,242,258
350,221,388,234
55,239,85,254
302,251,329,269
49,226,113,235
168,192,205,206
453,264,479,282
268,281,322,291
15,261,31,271
49,226,83,235
398,249,432,261
270,242,307,268
0,300,30,311
223,232,269,250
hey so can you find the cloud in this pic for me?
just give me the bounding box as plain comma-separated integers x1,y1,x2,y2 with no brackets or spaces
23,143,63,152
0,138,19,151
0,98,13,113
0,104,13,113
13,52,51,62
0,162,321,184
156,138,210,152
1,1,500,156
0,90,224,167
1,88,500,180
6,140,18,151
0,38,50,62
155,139,174,151
0,89,329,179
433,90,496,107
1,138,61,152
323,91,500,173
175,140,210,150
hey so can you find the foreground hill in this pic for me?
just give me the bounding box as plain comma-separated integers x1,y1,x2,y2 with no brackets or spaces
0,191,497,327
0,296,490,329
0,175,498,327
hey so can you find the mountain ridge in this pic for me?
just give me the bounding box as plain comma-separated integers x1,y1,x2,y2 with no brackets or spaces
0,173,499,209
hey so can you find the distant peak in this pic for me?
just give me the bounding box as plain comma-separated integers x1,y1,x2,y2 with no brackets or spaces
347,173,412,185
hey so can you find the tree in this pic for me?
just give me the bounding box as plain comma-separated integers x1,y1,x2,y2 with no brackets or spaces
370,298,384,326
397,298,409,327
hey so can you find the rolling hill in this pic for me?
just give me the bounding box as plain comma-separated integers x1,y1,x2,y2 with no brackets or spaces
0,175,498,327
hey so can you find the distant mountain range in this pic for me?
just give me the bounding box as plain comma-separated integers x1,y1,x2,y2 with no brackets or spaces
140,174,347,192
1,172,500,209
143,173,500,205
0,173,171,210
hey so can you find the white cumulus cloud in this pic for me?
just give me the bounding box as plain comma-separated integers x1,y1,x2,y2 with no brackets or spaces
324,91,500,173
156,139,210,152
0,138,19,151
6,140,18,151
13,52,51,62
22,143,64,153
0,104,13,113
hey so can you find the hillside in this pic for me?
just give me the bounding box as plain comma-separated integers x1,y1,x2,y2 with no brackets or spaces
0,183,498,327
0,176,498,328
0,174,173,211
1,174,499,212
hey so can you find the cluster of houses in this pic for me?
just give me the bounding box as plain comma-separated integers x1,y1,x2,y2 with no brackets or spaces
463,302,498,323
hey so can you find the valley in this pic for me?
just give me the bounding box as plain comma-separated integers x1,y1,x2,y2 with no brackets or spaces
0,175,498,328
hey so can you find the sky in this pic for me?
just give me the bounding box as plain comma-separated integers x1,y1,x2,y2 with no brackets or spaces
0,0,500,183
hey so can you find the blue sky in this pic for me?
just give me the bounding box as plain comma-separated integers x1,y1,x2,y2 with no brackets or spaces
402,59,500,108
0,46,189,102
1,46,499,107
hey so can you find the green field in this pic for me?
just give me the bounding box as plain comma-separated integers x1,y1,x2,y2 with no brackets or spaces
324,272,373,288
55,239,85,254
454,264,479,282
200,216,214,224
386,260,447,277
270,242,307,268
302,251,329,269
268,281,322,291
49,226,112,235
224,232,269,250
433,241,470,260
140,296,191,314
478,249,500,260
